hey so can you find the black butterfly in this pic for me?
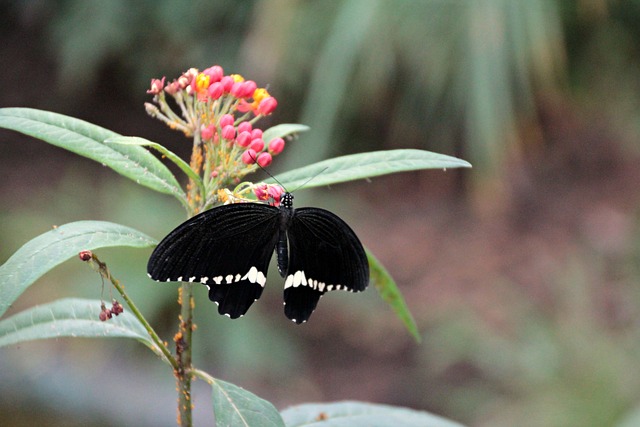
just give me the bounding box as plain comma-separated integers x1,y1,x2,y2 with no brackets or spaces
147,192,369,323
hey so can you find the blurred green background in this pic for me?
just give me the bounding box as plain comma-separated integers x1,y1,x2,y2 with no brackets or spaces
2,1,640,426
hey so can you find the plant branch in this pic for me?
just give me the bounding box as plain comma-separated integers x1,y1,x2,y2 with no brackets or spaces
89,253,179,371
176,282,195,427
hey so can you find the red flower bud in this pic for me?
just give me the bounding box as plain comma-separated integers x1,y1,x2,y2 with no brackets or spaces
203,65,223,82
250,129,263,140
268,137,285,155
201,124,215,140
230,82,244,98
236,131,251,147
220,76,234,92
219,114,234,128
241,80,257,98
79,250,93,261
257,97,277,115
207,82,224,99
221,125,236,140
249,138,264,152
237,121,252,134
257,152,273,167
242,149,257,165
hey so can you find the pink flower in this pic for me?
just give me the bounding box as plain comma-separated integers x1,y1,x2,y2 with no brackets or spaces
147,77,165,95
236,100,252,113
208,82,224,99
179,68,198,89
268,185,284,203
242,149,257,165
219,114,234,128
164,80,180,95
254,184,268,200
257,97,277,115
236,131,252,147
249,138,264,152
268,137,285,154
203,65,223,82
221,125,236,140
201,124,215,140
257,152,272,167
237,121,252,134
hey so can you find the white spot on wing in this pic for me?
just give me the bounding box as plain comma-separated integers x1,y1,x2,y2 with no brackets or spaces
257,271,266,286
225,275,233,284
284,274,294,289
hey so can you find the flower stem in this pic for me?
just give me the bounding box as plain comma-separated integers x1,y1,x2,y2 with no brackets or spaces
89,253,178,371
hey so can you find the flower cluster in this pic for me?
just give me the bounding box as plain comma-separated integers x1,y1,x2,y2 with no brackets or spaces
145,65,287,209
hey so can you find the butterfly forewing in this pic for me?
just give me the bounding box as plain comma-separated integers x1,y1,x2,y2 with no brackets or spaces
283,207,369,323
147,203,281,318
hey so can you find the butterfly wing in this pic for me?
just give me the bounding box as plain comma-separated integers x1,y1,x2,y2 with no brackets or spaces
147,203,280,318
284,207,369,323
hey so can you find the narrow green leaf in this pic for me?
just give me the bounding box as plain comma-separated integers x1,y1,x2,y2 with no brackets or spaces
269,149,471,190
262,123,310,143
193,370,284,427
0,298,166,359
0,108,187,207
105,136,204,197
281,401,464,427
368,250,421,343
0,221,157,318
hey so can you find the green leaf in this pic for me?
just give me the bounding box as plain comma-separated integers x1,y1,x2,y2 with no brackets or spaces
368,250,421,343
0,108,188,207
262,123,310,143
270,149,471,190
105,136,204,197
0,221,157,318
0,298,166,358
193,370,285,427
281,401,465,427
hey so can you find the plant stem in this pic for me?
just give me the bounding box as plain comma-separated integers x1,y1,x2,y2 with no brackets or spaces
90,253,179,371
176,282,195,427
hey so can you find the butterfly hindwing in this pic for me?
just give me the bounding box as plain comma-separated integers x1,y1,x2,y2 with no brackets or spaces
147,203,280,318
283,207,369,323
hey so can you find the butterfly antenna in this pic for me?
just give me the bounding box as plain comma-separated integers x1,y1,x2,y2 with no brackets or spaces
250,152,328,193
250,152,288,191
291,166,329,193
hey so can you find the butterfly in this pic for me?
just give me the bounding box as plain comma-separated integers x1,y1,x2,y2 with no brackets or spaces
147,192,369,324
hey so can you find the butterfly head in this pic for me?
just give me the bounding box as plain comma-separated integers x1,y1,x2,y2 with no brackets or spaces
281,192,294,209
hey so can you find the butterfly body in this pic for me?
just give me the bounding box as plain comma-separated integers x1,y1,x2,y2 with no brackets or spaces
147,192,369,323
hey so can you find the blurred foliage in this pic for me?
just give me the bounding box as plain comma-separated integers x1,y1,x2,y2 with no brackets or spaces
3,0,640,426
